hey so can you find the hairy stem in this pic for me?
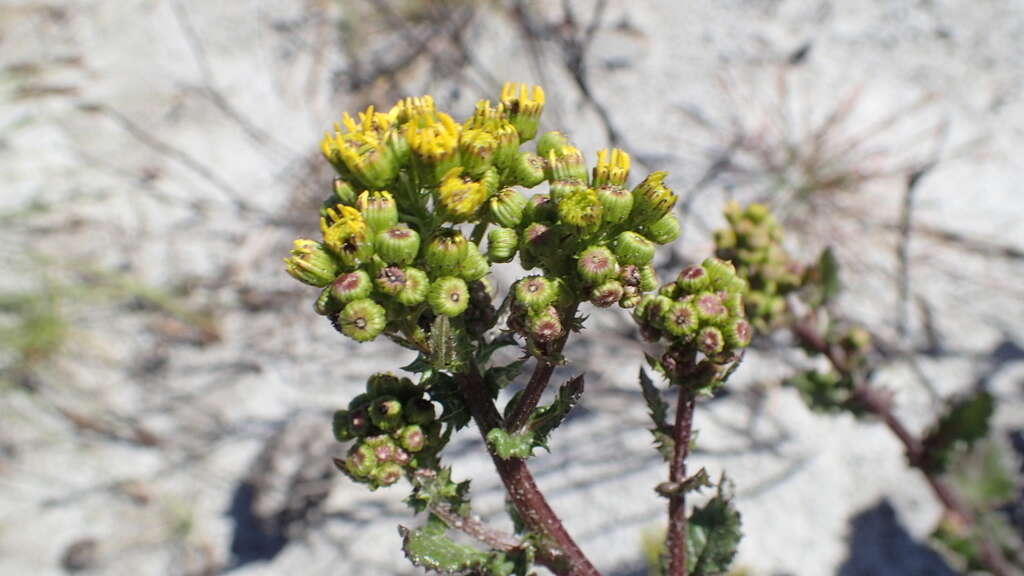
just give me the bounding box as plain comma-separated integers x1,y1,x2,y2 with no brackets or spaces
456,367,600,576
791,318,1011,576
666,386,697,576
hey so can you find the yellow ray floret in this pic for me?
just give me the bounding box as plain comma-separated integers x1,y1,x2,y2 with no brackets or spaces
500,82,545,114
593,148,631,187
405,110,460,161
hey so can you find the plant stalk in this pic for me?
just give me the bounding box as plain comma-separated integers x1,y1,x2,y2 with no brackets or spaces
666,386,697,576
505,304,579,432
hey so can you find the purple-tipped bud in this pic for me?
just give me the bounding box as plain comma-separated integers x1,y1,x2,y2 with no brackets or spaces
528,306,564,343
676,265,711,294
577,246,619,284
662,301,699,337
514,275,558,312
375,224,421,265
369,396,403,432
374,266,407,296
614,231,656,266
590,280,625,308
697,326,725,356
396,425,426,453
694,292,729,322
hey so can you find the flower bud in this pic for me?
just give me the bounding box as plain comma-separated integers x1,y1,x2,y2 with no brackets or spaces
514,275,558,312
284,239,339,287
724,318,752,348
373,463,404,487
428,276,470,317
546,146,589,183
620,291,642,309
549,178,588,203
368,372,416,398
614,231,655,266
337,298,387,342
331,269,373,304
405,109,461,185
577,246,619,284
619,264,641,287
458,128,497,176
536,131,571,158
702,257,746,293
396,267,429,306
695,292,729,323
376,224,421,265
592,149,630,187
425,230,469,276
333,409,353,441
332,177,357,205
437,168,487,223
486,226,519,263
676,265,710,294
500,82,544,141
374,266,407,296
662,301,699,337
509,152,546,188
558,188,604,235
489,188,528,228
523,193,557,224
722,291,744,317
631,171,677,225
458,243,490,282
639,265,659,292
590,280,624,308
345,442,378,478
403,397,436,426
595,184,634,224
645,213,681,245
321,113,400,189
528,306,564,343
520,222,555,268
396,425,425,453
697,326,725,356
314,286,341,316
659,282,680,299
369,396,404,432
356,190,399,233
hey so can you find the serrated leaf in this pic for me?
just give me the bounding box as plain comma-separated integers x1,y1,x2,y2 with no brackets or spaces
430,316,466,371
921,391,994,474
427,373,472,430
486,428,535,459
527,375,584,450
407,468,471,515
485,359,527,396
400,516,490,574
686,478,742,576
402,353,433,374
476,332,519,365
817,247,840,304
640,368,670,427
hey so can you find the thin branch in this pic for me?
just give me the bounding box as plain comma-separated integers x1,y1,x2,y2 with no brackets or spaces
505,304,579,432
666,387,696,576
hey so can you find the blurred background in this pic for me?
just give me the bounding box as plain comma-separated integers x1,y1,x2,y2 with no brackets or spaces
2,1,1023,574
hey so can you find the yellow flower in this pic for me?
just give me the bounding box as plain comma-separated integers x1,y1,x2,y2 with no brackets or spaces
437,168,487,223
320,106,399,189
320,205,373,266
500,82,545,141
592,149,630,187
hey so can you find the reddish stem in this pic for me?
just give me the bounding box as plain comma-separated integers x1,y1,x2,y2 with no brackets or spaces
666,388,697,576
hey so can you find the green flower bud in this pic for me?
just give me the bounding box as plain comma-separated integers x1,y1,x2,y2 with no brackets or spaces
375,224,421,265
403,397,436,426
659,282,680,299
662,300,699,337
509,151,547,188
345,442,378,478
369,396,404,432
367,372,417,398
395,425,426,453
620,291,642,309
590,279,624,308
722,291,744,316
425,230,469,276
333,409,353,441
330,269,373,304
676,265,710,294
458,243,490,282
639,265,659,292
332,177,357,205
645,213,681,245
631,171,676,225
500,82,544,141
577,246,619,284
373,463,404,487
549,178,588,203
514,275,558,312
523,194,557,224
388,268,423,307
614,231,655,266
697,326,725,356
458,128,497,176
374,266,407,296
337,298,387,342
558,188,604,235
703,257,746,293
314,286,341,316
528,306,564,343
546,146,589,183
486,227,519,263
619,264,641,287
284,239,339,287
595,184,634,224
724,318,752,348
592,149,630,187
489,188,528,228
428,276,470,317
694,292,729,323
520,222,555,269
356,190,399,232
536,130,571,158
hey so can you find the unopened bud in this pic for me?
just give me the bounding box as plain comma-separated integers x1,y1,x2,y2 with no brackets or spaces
528,306,564,343
662,301,699,337
676,265,710,294
458,128,497,176
376,224,421,265
487,227,519,263
590,280,624,308
396,267,429,306
374,266,407,296
697,326,725,356
536,131,571,158
404,397,436,426
425,230,469,276
595,184,634,224
514,275,559,312
509,152,546,188
458,243,490,282
577,246,619,284
428,276,470,317
337,298,387,342
284,239,339,287
356,190,399,232
489,188,528,228
614,231,655,266
396,425,426,453
645,213,681,245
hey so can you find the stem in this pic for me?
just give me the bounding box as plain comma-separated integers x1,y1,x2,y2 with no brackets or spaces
430,502,524,553
666,386,697,576
506,304,580,432
456,368,601,576
791,318,1011,576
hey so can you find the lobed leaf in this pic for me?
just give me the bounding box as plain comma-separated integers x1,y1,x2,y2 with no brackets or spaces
686,478,742,576
527,375,584,450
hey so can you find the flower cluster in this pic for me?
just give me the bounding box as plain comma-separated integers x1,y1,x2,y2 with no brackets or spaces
634,257,752,363
332,373,441,489
713,201,803,330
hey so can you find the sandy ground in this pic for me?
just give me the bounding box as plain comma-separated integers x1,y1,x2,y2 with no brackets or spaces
1,1,1023,575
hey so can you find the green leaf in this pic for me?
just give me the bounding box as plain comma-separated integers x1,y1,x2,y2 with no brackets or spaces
640,368,674,460
402,353,433,374
400,516,491,575
527,375,584,450
486,428,535,459
476,332,519,365
921,391,995,474
485,359,527,396
816,247,840,304
686,478,742,576
406,468,471,515
430,316,466,371
427,373,471,430
785,369,854,414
